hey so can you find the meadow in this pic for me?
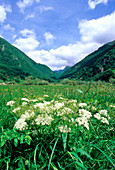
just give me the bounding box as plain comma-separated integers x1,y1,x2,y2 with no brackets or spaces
0,82,115,170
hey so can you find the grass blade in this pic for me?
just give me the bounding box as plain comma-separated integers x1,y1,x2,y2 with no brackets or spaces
48,138,59,170
90,144,115,168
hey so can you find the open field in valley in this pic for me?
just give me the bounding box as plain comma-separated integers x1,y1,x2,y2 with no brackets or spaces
0,83,115,169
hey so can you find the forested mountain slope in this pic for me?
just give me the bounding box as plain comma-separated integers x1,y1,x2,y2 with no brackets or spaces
0,38,57,82
60,40,115,81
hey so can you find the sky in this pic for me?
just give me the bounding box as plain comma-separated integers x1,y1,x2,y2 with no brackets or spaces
0,0,115,70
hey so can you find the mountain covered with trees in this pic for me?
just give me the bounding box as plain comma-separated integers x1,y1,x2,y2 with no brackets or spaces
0,37,115,83
0,37,57,82
60,40,115,81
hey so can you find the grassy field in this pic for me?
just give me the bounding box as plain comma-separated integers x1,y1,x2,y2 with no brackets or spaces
0,83,115,169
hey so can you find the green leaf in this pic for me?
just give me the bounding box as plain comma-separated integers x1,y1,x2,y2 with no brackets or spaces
20,135,24,144
25,135,32,145
51,163,58,170
62,133,67,152
1,136,7,147
76,148,93,160
68,151,87,170
90,144,115,168
48,138,59,170
14,138,18,147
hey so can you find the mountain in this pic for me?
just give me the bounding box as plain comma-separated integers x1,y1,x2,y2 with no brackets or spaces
60,40,115,81
0,37,57,82
55,66,70,74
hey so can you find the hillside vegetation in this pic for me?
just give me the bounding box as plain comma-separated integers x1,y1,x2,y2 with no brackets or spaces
60,41,115,81
0,38,57,82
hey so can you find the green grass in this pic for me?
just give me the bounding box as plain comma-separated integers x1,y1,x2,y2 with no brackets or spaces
0,83,115,169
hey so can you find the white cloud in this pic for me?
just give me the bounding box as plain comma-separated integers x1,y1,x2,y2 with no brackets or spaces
88,0,108,9
78,11,115,44
14,37,39,51
39,6,54,13
0,4,12,23
17,0,40,12
3,24,15,31
44,32,55,45
20,29,35,38
25,14,35,20
13,11,115,70
4,4,12,12
13,29,39,52
0,6,6,23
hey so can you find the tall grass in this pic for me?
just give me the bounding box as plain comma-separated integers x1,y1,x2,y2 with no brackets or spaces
0,83,115,169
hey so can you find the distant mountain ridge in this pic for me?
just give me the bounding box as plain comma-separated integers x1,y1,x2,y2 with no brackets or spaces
55,66,70,74
60,40,115,81
0,37,57,82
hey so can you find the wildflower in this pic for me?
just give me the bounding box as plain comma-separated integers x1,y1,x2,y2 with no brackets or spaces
110,105,115,108
14,118,28,130
6,101,15,106
21,98,29,102
79,109,92,119
54,102,64,110
35,114,54,125
91,106,97,111
43,95,49,97
58,125,71,133
22,102,27,106
78,103,87,108
99,110,108,117
101,117,109,125
12,107,21,113
57,107,73,116
29,99,38,102
94,113,101,120
76,117,89,130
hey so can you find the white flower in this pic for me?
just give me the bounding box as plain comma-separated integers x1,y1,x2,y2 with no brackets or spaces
78,103,87,108
29,99,38,102
79,109,92,119
43,95,49,97
58,125,71,133
101,117,109,125
35,114,54,125
54,102,65,110
6,101,15,106
34,103,44,108
21,98,29,102
14,118,28,130
91,106,97,111
99,110,108,117
76,116,90,130
94,113,101,120
110,105,115,108
57,107,73,116
22,102,27,106
12,107,21,113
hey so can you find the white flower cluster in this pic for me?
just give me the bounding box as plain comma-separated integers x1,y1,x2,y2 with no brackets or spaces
94,110,110,125
14,110,35,130
110,105,115,108
76,109,92,130
58,125,71,133
14,118,28,131
6,101,15,106
12,107,21,113
78,103,87,108
35,114,54,125
11,95,111,132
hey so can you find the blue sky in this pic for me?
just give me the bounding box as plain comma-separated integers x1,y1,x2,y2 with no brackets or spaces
0,0,115,70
